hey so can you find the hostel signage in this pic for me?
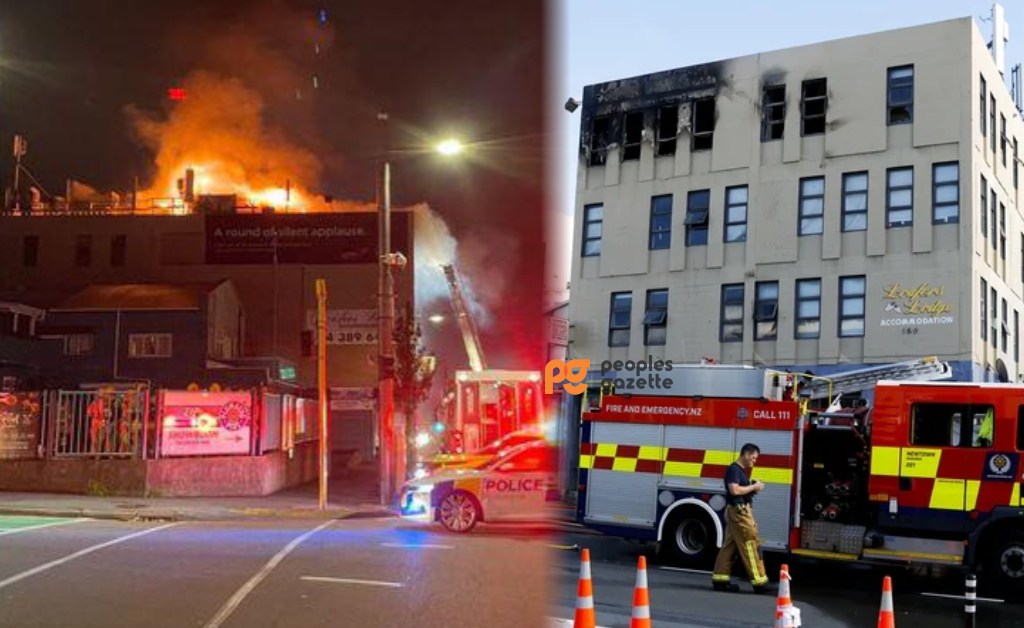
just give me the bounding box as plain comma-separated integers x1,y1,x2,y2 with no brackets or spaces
879,281,955,329
160,391,253,457
0,392,41,459
306,309,378,345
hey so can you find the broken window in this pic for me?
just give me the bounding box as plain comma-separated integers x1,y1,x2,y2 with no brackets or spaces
761,85,785,141
684,190,710,246
644,289,668,346
887,66,914,125
801,79,827,136
622,111,643,161
589,116,610,166
798,177,824,235
691,98,714,151
754,281,779,341
657,106,678,156
886,167,913,228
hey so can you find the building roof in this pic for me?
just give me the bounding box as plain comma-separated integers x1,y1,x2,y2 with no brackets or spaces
52,282,227,312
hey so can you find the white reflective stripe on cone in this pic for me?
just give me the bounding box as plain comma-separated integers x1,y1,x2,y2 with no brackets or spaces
632,606,650,619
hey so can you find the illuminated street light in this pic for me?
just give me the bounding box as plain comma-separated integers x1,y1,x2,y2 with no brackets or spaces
428,314,445,324
435,139,464,156
414,432,431,448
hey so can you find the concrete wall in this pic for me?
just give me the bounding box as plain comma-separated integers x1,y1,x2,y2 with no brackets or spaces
568,18,1024,381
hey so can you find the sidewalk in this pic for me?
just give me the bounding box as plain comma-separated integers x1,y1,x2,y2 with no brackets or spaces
0,465,396,523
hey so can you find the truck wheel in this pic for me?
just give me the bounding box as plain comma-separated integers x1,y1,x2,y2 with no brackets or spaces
660,508,717,568
438,491,481,533
986,530,1024,596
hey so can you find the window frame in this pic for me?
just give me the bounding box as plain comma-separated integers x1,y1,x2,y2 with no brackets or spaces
992,189,998,251
110,234,127,267
1003,298,1009,353
1017,309,1021,365
691,98,715,152
685,190,710,246
932,162,959,225
22,235,39,268
1000,202,1007,260
656,105,678,157
754,281,779,341
720,284,745,343
800,78,827,136
75,234,92,268
589,116,610,166
648,195,673,250
798,176,825,236
643,289,668,347
1002,114,1008,167
622,111,643,162
582,204,603,257
991,95,997,155
886,166,914,229
127,333,173,359
608,292,633,348
761,85,785,142
980,74,987,137
981,277,988,342
886,65,914,125
981,175,988,239
839,275,866,338
63,333,95,357
909,402,994,449
795,278,822,340
841,171,868,232
992,286,998,350
723,185,748,243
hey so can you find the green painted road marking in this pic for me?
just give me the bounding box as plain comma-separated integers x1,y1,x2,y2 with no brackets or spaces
0,516,85,536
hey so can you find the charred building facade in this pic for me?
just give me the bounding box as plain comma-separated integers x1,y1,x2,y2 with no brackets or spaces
569,16,1024,386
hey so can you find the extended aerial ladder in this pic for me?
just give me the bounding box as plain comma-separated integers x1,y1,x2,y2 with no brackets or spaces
442,264,487,372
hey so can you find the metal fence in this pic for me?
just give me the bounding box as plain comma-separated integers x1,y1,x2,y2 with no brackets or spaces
43,389,150,458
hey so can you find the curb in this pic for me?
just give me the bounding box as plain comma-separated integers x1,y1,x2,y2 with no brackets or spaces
0,505,398,523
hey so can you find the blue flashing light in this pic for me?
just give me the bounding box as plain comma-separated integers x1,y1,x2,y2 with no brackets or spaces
432,421,446,434
318,8,328,24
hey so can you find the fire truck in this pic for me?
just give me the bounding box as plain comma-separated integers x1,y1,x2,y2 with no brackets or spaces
575,358,1024,595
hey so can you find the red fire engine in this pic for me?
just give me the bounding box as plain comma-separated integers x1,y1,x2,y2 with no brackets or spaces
575,360,1024,595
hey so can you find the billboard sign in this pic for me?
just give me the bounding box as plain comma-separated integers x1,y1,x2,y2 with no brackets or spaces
879,281,955,330
306,309,378,345
330,388,376,411
205,213,410,265
160,391,253,457
0,392,41,459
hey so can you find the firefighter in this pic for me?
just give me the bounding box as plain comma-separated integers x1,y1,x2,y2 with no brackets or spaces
975,406,994,447
711,443,772,594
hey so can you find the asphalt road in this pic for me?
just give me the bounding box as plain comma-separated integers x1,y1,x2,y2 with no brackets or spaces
549,527,1024,628
0,514,550,628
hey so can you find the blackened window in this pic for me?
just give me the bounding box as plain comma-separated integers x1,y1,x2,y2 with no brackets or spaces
981,278,988,342
589,116,610,166
842,172,868,232
111,235,127,267
720,284,744,343
685,190,710,246
22,235,39,267
981,74,987,136
644,289,668,346
801,79,827,136
623,111,643,161
839,276,866,337
981,176,988,239
798,177,825,236
75,235,92,267
609,292,632,347
932,162,959,224
887,66,914,125
691,98,715,151
649,195,672,250
886,167,913,228
1002,114,1008,167
657,106,678,156
754,282,779,341
1001,203,1007,260
582,204,602,257
795,279,821,339
761,85,785,141
724,186,748,243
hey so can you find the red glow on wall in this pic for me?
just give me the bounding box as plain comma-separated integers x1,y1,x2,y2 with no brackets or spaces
168,87,187,101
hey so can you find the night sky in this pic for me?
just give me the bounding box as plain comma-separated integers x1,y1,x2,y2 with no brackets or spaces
0,0,549,371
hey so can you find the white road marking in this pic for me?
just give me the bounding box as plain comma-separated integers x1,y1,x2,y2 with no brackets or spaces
0,522,178,591
921,592,1004,603
659,566,712,575
203,520,334,628
301,576,405,588
380,542,452,550
0,518,89,537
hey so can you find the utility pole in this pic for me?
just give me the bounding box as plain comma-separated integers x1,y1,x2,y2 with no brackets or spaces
378,160,396,506
316,278,329,510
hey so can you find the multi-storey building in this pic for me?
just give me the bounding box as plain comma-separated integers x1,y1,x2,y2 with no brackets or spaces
568,14,1024,385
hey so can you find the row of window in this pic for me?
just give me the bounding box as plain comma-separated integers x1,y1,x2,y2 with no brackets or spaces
21,235,127,268
979,73,1020,191
911,402,1024,451
980,277,1021,362
581,162,960,256
606,276,865,347
589,66,915,164
62,333,173,358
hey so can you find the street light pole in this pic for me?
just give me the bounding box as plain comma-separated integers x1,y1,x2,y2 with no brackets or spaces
378,161,397,506
315,278,329,510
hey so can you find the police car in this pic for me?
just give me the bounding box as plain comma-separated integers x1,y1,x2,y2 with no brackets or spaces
399,439,557,532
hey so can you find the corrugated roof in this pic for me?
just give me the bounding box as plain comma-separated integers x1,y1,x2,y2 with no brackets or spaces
53,283,224,312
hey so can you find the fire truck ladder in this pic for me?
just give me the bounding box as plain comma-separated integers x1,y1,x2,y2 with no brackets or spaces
801,357,953,401
442,264,488,372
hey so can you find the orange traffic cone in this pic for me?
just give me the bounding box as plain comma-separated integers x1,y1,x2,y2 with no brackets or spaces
573,548,596,628
630,555,651,628
878,576,896,628
774,564,801,627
